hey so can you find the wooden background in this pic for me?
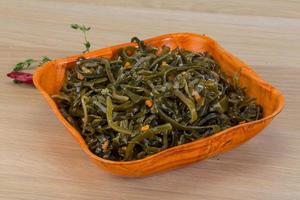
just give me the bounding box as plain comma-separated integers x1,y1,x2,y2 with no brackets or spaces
0,0,299,199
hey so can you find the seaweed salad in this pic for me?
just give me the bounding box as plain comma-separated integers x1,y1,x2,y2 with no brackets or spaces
53,37,262,161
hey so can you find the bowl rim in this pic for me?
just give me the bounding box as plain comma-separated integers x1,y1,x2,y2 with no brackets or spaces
33,32,285,165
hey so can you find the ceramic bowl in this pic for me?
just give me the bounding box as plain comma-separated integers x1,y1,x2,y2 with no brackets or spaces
33,33,284,177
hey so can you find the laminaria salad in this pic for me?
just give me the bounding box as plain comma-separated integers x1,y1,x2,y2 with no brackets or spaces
52,37,262,161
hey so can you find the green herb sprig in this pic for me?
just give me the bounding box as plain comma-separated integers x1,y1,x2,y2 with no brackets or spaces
13,59,36,71
12,56,51,72
8,24,92,84
70,24,91,53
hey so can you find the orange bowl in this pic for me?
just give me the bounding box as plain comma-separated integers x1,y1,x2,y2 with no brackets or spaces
33,33,284,177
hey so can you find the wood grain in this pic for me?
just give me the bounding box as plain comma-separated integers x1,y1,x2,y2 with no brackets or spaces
0,0,299,199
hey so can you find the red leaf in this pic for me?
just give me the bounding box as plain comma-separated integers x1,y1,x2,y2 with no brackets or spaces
7,71,34,85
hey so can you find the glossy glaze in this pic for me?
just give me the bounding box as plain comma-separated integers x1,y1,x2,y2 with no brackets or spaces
33,33,284,177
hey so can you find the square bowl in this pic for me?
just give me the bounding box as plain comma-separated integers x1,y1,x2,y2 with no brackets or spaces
33,33,284,177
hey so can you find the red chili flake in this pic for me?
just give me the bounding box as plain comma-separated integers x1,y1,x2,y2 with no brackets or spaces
6,71,34,85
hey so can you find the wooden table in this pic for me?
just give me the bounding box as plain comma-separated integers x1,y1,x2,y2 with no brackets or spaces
1,0,299,199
